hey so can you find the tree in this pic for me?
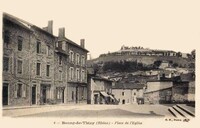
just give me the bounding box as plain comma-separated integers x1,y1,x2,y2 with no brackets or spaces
153,60,162,68
172,63,179,68
177,52,182,57
191,49,195,59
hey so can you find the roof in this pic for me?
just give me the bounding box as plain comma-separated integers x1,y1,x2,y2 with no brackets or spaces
144,87,172,93
92,77,113,82
112,82,145,89
3,13,32,32
58,37,89,52
3,12,56,37
180,73,195,81
100,91,109,97
55,47,69,56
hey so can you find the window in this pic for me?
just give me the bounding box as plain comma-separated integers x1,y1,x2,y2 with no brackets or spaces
134,92,136,95
3,57,9,71
69,51,74,63
76,53,80,65
122,92,124,96
72,91,74,100
46,65,50,77
17,36,23,51
56,42,58,47
36,63,41,76
69,67,74,81
76,68,80,81
36,41,41,53
3,30,10,47
81,55,85,66
59,70,62,81
17,60,23,74
59,55,62,65
17,84,22,98
62,41,66,51
57,89,62,99
46,46,50,56
15,84,26,98
81,70,85,81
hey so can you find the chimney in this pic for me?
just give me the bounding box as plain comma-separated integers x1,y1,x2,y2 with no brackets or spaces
80,39,85,48
47,20,53,34
58,28,65,38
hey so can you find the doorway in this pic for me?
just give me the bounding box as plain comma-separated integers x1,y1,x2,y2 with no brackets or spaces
41,86,47,104
32,85,36,105
122,99,125,104
3,83,8,105
62,89,64,103
76,86,78,103
94,94,98,104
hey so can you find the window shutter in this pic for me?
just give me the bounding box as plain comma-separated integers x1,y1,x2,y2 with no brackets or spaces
22,84,26,98
14,84,18,98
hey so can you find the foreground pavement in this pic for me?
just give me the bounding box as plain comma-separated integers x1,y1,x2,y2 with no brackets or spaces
3,104,177,118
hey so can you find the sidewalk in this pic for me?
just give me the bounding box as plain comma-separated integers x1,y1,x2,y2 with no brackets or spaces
3,103,88,110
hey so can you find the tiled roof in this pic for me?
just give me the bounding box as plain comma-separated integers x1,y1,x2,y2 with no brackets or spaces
4,12,56,37
3,13,32,31
55,47,69,56
58,37,89,52
112,82,145,89
92,77,113,82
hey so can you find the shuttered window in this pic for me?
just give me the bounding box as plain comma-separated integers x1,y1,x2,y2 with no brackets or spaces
3,57,9,71
18,36,23,51
17,60,23,74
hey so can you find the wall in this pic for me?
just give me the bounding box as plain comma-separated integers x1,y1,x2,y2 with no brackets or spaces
3,18,31,106
112,89,132,104
144,88,172,104
172,82,189,103
146,81,173,93
188,81,195,102
29,27,56,105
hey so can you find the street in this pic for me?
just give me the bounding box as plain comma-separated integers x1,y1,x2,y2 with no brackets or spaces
3,104,175,118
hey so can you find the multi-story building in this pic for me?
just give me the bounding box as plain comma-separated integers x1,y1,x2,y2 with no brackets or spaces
3,13,33,106
2,13,89,106
56,28,88,104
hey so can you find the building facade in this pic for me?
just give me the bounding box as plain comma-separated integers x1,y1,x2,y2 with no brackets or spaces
2,13,89,106
112,83,145,105
57,28,88,104
3,13,33,106
144,80,191,104
87,77,114,104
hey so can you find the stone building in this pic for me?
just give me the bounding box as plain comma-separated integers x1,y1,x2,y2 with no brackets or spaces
56,28,88,104
87,76,114,104
144,80,191,104
3,13,33,106
112,82,145,104
2,13,89,106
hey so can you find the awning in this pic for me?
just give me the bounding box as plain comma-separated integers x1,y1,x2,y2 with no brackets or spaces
100,91,109,97
109,95,115,100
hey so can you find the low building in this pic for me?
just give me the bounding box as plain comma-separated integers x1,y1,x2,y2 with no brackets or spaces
87,77,114,104
112,82,145,104
159,61,169,69
144,80,190,104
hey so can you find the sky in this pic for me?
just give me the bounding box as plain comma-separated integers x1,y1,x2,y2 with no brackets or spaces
1,0,200,59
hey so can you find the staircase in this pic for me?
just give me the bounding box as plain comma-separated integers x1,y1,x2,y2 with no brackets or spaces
168,104,195,118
